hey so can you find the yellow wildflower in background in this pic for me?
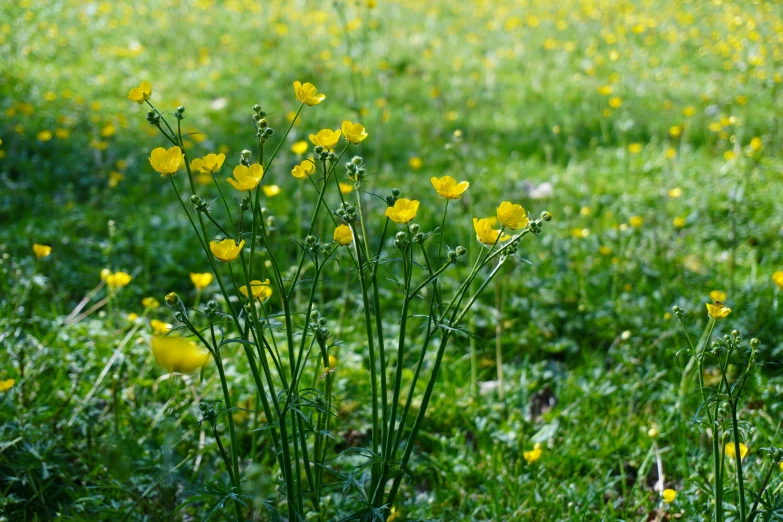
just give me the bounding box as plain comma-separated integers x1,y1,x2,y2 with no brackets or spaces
334,224,354,246
149,146,184,176
706,301,731,319
105,271,132,289
142,297,160,309
239,279,273,300
210,239,245,262
750,137,762,152
151,336,210,374
0,379,15,392
772,271,783,290
127,313,139,322
409,157,422,170
291,140,308,155
291,159,316,180
523,443,542,463
150,319,171,335
725,442,748,459
497,201,529,230
628,143,642,154
191,153,226,174
33,244,52,259
663,489,676,503
293,81,325,106
127,80,152,104
341,121,368,144
431,176,469,199
629,216,644,228
190,272,213,290
263,185,281,197
673,217,686,228
227,164,263,191
385,199,420,224
309,128,341,150
473,218,509,246
709,290,727,302
339,182,354,194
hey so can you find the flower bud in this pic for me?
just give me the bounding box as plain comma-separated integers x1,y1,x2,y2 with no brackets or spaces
540,211,552,222
351,156,363,165
310,310,320,321
177,106,185,114
750,338,760,348
395,231,406,241
391,188,401,197
190,195,200,204
448,251,458,263
306,235,316,245
314,146,324,155
207,300,218,310
165,292,179,305
264,127,274,136
240,196,252,210
648,427,659,439
253,104,262,113
409,223,420,234
731,329,740,339
456,246,467,256
241,149,252,160
318,317,327,326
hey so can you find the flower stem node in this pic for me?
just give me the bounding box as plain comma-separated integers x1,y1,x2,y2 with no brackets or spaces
165,292,180,306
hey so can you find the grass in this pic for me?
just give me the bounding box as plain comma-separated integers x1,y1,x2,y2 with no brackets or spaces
2,0,783,520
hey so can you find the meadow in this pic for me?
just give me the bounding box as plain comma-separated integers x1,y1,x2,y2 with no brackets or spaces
2,0,783,520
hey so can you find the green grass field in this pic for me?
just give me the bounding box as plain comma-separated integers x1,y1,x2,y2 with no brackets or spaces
2,0,783,520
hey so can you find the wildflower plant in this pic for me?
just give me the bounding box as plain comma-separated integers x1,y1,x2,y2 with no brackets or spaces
132,80,550,519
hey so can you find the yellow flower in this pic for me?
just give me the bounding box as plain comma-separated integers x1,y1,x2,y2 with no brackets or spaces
263,184,281,197
127,80,152,104
127,313,139,322
309,128,341,150
709,290,727,302
750,137,762,151
523,444,542,464
496,201,529,230
240,279,273,300
342,120,368,144
142,297,160,309
673,217,686,229
409,157,422,170
291,140,308,155
628,143,642,154
151,336,210,374
37,130,52,142
105,271,132,289
100,268,111,280
608,96,623,108
662,489,676,503
33,244,52,259
0,379,15,392
210,239,245,262
773,271,783,290
473,218,510,245
328,354,337,368
190,272,213,290
226,164,264,191
334,224,354,246
706,301,731,319
629,216,644,228
339,182,354,194
668,187,682,198
149,146,184,176
293,81,326,106
431,176,469,199
385,199,420,224
191,153,226,174
291,159,316,180
669,125,682,138
150,319,172,335
725,442,749,459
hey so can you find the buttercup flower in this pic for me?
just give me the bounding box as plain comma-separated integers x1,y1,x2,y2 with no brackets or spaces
339,182,354,194
151,336,211,374
293,81,326,106
263,185,281,197
773,271,783,290
709,290,727,302
523,443,542,463
291,159,316,180
210,239,245,262
150,319,172,335
342,120,368,144
473,218,510,246
662,489,676,503
227,164,264,191
127,80,152,104
496,201,529,230
725,442,748,459
105,271,132,289
291,140,308,155
127,313,139,322
190,272,213,290
334,224,354,246
142,297,160,309
706,301,731,319
191,153,226,174
0,379,15,392
149,146,184,176
33,244,52,259
629,216,644,228
385,199,420,224
239,279,273,300
309,128,341,150
431,176,469,199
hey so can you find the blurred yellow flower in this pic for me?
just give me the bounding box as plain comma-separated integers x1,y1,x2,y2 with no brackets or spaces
608,96,622,108
190,272,213,290
105,271,132,289
293,81,325,106
0,379,15,392
706,301,731,319
709,290,727,302
628,143,642,154
150,319,171,335
291,141,308,155
342,120,368,144
597,85,613,95
263,184,281,197
598,246,612,256
431,176,469,199
309,128,341,150
191,153,226,174
127,313,139,322
663,489,676,503
339,182,354,194
673,216,686,228
227,164,264,191
127,80,152,104
669,125,682,138
750,137,762,151
725,442,748,459
239,279,273,300
668,187,682,198
523,443,542,463
291,159,316,180
385,199,420,224
774,271,783,290
33,244,52,259
37,130,52,141
210,239,245,262
142,297,160,309
151,336,210,374
629,216,644,227
409,157,422,170
473,218,509,245
149,146,184,176
497,201,529,230
334,224,354,246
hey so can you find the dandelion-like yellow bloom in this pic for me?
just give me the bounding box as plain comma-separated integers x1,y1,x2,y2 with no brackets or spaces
750,137,763,152
709,290,727,302
725,442,748,459
291,159,316,180
523,444,542,464
431,176,469,199
341,120,368,144
339,182,354,194
226,164,264,191
190,272,213,290
409,157,422,170
773,271,783,290
291,140,308,155
142,297,160,309
150,319,172,335
33,244,52,259
628,143,642,154
127,80,152,104
629,216,644,228
706,301,731,319
293,81,326,106
239,279,273,300
263,185,281,197
473,218,510,246
334,224,354,246
0,379,15,392
105,271,132,289
385,199,420,224
191,153,226,174
127,313,139,322
309,129,341,150
149,146,184,176
662,489,676,503
151,336,211,374
210,239,245,262
496,201,529,230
